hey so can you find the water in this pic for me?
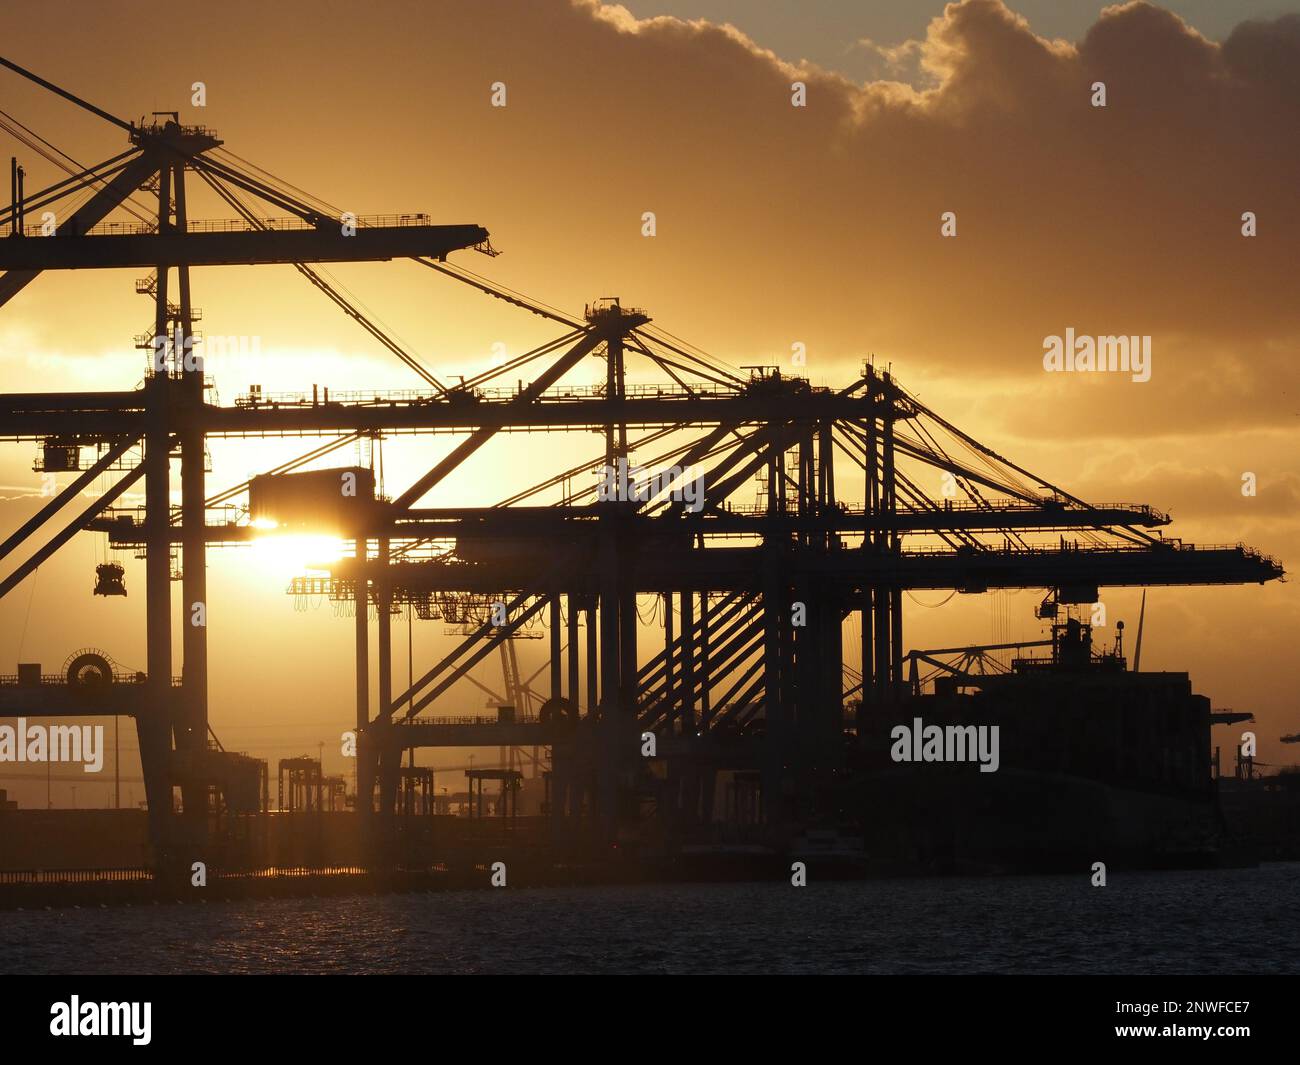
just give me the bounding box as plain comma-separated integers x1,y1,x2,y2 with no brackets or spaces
4,863,1298,974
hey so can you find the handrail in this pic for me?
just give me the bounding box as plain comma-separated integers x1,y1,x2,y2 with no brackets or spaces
233,381,757,409
0,673,182,686
407,714,542,726
17,212,433,238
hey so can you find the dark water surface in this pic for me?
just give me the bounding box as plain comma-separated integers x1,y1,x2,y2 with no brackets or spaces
4,863,1298,974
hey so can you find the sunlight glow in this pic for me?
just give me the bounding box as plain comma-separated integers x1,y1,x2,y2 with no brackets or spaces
248,532,345,577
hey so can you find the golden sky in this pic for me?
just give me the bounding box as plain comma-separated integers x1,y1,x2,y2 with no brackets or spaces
1,0,1297,805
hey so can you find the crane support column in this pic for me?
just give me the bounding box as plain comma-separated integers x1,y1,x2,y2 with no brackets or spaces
355,541,373,821
566,593,580,707
175,162,208,840
377,537,398,818
142,162,174,864
549,595,562,699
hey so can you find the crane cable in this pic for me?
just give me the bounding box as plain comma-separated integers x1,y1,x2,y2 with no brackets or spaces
0,109,155,225
194,164,447,393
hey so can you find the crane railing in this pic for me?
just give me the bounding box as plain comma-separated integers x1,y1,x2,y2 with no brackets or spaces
20,212,434,238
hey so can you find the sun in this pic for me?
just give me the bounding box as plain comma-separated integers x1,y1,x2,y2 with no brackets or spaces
248,531,347,579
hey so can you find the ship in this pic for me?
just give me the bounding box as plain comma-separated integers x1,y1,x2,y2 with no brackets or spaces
846,611,1239,874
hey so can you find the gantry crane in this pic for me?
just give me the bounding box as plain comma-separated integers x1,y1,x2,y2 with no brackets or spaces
0,56,486,862
0,57,1284,869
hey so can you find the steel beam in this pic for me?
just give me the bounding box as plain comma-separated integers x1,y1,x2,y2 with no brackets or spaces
0,461,145,598
0,435,137,560
0,153,162,310
0,224,490,270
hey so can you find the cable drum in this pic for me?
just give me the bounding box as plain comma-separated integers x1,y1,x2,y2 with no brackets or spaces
62,648,115,687
538,697,577,732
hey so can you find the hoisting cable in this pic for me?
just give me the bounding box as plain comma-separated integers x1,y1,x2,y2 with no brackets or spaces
194,165,447,393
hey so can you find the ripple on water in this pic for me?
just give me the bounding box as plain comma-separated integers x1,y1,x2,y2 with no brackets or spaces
2,864,1298,974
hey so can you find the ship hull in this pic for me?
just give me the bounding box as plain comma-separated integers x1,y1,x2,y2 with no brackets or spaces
853,766,1234,874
